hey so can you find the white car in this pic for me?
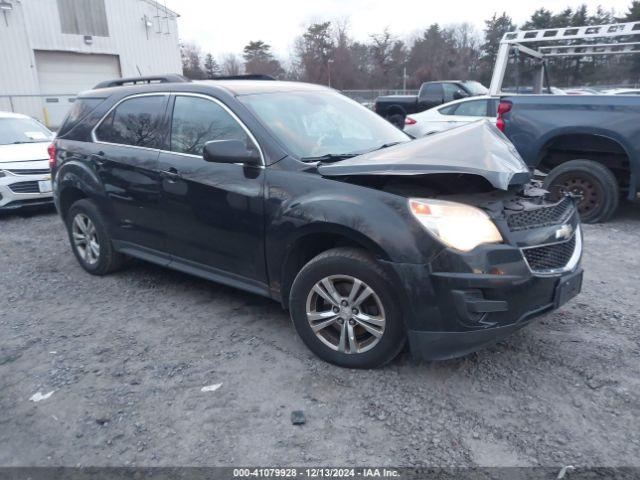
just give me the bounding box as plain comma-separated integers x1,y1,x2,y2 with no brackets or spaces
404,96,498,138
606,88,640,95
0,112,55,211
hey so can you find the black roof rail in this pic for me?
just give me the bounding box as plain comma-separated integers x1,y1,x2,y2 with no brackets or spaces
94,74,190,89
210,74,276,81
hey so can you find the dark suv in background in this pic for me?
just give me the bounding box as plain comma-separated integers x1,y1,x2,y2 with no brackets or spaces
50,75,583,368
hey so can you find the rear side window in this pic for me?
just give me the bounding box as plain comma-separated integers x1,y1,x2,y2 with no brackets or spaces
438,104,456,115
420,83,443,99
95,95,167,148
452,99,488,117
170,96,251,156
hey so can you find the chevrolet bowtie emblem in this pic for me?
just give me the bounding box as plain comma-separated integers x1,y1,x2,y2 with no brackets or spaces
555,224,574,240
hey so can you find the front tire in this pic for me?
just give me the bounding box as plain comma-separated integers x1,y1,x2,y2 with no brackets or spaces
289,248,405,369
543,159,619,223
66,199,125,275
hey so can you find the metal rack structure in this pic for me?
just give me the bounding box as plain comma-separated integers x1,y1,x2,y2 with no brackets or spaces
489,21,640,95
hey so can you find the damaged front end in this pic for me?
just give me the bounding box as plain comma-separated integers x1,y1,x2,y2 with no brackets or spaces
318,120,584,361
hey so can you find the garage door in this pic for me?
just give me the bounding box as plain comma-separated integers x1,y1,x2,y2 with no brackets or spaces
35,51,121,128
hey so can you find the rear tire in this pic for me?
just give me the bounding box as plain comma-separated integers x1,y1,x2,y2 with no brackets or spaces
387,114,405,129
543,159,619,223
289,248,406,369
66,199,125,275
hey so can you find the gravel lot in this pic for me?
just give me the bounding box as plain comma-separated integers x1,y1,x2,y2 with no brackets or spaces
1,204,639,467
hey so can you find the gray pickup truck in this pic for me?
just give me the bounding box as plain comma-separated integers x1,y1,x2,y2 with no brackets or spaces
497,95,640,223
490,20,640,223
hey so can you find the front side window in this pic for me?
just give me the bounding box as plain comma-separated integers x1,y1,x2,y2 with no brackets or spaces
442,84,461,102
170,96,252,156
452,100,488,117
95,96,167,148
239,90,409,159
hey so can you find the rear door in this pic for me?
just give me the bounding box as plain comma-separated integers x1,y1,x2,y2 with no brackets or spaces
157,94,267,286
92,94,169,257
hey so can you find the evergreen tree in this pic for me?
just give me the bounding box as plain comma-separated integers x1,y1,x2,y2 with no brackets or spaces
203,53,220,79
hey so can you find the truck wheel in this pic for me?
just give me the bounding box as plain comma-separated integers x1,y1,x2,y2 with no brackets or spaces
289,248,406,369
543,159,619,223
66,199,125,275
387,114,405,129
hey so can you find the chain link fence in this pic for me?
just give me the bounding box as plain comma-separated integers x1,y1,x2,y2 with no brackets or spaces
341,89,419,108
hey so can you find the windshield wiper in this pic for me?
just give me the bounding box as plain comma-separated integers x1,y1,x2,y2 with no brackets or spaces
301,142,405,162
11,141,37,144
300,153,359,163
369,141,404,152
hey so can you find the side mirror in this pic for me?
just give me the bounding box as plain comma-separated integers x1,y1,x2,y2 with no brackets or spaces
203,139,261,166
453,90,468,100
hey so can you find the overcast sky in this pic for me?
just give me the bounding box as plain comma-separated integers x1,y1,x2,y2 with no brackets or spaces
164,0,633,60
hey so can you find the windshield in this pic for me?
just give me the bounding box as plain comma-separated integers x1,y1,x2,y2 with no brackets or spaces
462,81,489,96
239,90,410,159
0,117,53,145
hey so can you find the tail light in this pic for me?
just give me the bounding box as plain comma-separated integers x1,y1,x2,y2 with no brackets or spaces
48,143,56,170
405,117,417,126
496,101,512,132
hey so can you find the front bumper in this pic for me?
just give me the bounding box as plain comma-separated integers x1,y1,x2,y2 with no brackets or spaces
0,170,53,210
383,228,583,361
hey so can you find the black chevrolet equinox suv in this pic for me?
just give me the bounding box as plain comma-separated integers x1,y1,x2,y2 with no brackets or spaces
51,75,583,368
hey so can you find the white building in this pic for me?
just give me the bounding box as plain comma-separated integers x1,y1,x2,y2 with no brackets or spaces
0,0,182,128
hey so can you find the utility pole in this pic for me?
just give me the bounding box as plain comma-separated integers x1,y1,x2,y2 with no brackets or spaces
403,65,407,93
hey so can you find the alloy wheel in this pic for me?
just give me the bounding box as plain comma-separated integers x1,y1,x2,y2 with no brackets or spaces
305,275,386,354
71,213,100,265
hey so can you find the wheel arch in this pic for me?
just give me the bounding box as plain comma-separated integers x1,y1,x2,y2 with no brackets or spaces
55,160,106,219
385,105,407,118
536,129,634,197
278,224,394,308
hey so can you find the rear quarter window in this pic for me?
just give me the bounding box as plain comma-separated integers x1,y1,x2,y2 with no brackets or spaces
57,98,105,137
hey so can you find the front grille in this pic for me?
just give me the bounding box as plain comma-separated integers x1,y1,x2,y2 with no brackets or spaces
9,181,40,194
507,197,573,231
6,168,50,175
522,235,577,273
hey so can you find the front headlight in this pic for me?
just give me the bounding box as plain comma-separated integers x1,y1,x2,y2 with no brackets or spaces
408,198,503,252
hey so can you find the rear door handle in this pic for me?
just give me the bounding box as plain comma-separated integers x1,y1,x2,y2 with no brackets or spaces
161,167,182,182
91,152,106,166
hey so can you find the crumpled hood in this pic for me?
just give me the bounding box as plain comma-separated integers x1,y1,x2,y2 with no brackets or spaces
318,120,531,190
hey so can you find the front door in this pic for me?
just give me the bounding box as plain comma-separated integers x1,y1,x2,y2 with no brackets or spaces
92,94,169,255
158,94,267,286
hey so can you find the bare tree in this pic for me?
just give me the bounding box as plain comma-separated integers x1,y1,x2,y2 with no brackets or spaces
180,42,206,79
220,53,243,76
